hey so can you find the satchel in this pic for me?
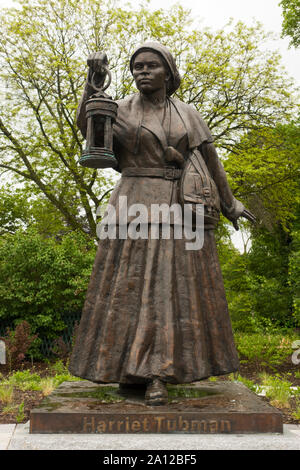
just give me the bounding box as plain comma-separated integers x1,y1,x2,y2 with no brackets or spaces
179,149,221,228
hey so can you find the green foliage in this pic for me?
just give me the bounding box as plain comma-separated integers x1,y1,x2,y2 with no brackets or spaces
246,228,293,328
2,364,79,392
288,211,300,325
234,332,297,368
218,224,295,332
5,370,43,392
293,402,300,420
0,0,297,238
220,247,254,331
221,228,299,331
15,402,25,423
221,121,300,330
0,385,14,405
0,229,96,352
48,359,71,376
280,0,300,48
0,0,298,338
223,122,300,232
231,374,261,394
259,372,294,408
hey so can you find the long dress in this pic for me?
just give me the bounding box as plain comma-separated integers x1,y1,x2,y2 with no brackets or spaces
69,92,240,384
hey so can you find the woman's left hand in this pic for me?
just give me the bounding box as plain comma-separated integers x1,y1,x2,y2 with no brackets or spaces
232,208,256,231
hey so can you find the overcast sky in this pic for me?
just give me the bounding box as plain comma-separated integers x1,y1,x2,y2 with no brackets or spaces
147,0,299,84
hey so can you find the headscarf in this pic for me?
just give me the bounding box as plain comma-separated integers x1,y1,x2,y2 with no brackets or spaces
129,41,181,96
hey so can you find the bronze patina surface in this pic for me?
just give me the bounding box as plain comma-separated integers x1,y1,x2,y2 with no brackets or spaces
30,380,282,434
69,43,256,406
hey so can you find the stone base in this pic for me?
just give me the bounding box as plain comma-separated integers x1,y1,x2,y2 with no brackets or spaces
30,380,283,434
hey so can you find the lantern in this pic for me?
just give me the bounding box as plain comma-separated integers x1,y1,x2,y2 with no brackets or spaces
79,55,118,169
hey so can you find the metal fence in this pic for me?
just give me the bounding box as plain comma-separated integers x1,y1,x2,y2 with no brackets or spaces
0,312,82,357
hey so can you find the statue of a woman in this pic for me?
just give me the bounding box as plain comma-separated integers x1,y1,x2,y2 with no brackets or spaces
69,42,255,405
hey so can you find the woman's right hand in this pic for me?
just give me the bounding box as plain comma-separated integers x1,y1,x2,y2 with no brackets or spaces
87,51,108,75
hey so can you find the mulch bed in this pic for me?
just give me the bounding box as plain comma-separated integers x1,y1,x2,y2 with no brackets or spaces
0,360,299,425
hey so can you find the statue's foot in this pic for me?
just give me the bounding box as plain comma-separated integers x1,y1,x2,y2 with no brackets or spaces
145,379,168,406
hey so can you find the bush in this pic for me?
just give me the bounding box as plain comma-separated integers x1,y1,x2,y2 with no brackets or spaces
0,229,96,356
234,332,298,368
219,226,296,332
2,363,79,392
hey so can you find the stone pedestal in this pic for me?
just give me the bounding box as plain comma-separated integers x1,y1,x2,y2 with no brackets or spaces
30,380,283,434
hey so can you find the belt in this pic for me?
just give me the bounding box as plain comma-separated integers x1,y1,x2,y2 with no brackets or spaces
122,167,183,180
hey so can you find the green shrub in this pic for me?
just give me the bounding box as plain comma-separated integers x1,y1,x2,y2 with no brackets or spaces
234,332,297,368
0,229,96,356
220,226,297,332
2,366,79,392
4,370,43,391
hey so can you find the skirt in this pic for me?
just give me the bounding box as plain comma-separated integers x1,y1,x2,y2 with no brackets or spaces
69,227,239,384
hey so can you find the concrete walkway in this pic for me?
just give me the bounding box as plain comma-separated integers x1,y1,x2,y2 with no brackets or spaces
0,422,300,450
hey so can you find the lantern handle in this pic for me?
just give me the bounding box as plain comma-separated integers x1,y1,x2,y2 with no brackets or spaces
88,68,112,94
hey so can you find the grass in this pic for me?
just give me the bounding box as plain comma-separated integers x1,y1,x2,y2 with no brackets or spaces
0,385,14,405
258,373,293,408
2,404,19,415
0,359,82,423
292,401,300,420
234,331,299,369
230,373,263,394
38,377,56,396
1,362,79,394
232,370,299,411
15,402,25,423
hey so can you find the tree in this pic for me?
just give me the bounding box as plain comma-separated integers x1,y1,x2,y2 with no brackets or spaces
0,0,298,238
280,0,300,48
0,183,70,236
221,119,300,330
223,120,300,232
288,221,300,326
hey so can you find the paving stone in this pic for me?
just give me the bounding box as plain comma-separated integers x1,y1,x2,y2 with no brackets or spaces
5,422,300,450
0,424,16,450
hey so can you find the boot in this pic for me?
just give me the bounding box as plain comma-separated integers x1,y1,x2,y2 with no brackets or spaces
145,378,168,406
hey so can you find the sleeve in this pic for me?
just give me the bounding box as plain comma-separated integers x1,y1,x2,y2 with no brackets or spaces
200,141,245,222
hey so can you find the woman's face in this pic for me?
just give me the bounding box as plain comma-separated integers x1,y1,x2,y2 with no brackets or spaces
132,51,169,95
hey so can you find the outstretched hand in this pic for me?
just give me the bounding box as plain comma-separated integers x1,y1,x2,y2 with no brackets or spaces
233,208,256,231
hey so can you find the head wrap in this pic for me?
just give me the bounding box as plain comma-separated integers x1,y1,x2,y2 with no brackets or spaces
130,41,181,96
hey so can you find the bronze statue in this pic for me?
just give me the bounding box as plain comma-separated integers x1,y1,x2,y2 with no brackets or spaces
69,42,255,406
